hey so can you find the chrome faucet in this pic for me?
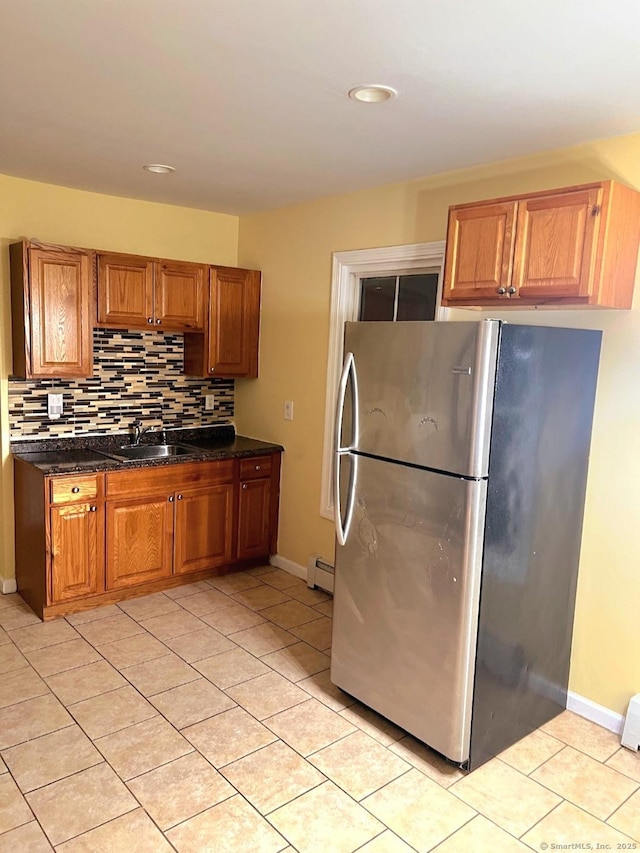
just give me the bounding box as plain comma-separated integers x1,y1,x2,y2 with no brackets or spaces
131,419,152,445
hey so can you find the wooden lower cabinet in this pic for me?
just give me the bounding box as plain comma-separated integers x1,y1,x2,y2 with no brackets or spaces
237,455,281,561
13,452,281,620
237,478,271,560
106,493,174,589
174,483,235,574
50,501,104,602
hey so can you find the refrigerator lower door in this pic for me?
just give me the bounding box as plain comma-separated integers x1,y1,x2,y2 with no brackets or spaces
331,453,487,764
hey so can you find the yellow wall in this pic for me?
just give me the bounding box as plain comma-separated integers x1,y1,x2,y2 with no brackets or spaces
236,131,640,714
0,173,239,585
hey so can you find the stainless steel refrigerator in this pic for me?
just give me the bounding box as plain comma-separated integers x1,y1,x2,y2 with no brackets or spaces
331,319,601,769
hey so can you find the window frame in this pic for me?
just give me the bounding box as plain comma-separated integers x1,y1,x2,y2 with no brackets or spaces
320,241,447,520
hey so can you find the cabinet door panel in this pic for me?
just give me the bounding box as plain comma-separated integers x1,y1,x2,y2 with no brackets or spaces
97,254,154,329
237,478,271,560
513,188,601,299
29,249,92,377
443,203,516,302
50,503,103,602
155,262,206,331
106,495,173,589
174,484,235,574
208,268,260,377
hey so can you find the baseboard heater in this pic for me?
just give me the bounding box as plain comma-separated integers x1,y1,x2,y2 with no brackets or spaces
307,554,334,594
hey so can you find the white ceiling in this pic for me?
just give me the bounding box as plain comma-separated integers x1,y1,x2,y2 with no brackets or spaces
1,0,640,215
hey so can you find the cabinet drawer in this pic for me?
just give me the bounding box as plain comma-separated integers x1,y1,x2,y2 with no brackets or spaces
106,459,235,499
240,456,272,480
50,474,100,505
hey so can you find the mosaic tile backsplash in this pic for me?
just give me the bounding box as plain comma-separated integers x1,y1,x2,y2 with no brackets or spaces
9,329,234,440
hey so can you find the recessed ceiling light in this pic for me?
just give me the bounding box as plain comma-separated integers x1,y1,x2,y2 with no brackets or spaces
348,85,398,103
143,163,175,174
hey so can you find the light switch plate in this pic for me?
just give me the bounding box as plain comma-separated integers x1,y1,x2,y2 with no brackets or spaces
205,394,216,411
284,400,294,421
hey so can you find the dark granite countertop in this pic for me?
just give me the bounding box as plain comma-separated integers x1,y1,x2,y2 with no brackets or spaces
11,425,283,475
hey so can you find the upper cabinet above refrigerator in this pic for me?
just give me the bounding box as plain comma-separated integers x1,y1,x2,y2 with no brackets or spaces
441,180,640,309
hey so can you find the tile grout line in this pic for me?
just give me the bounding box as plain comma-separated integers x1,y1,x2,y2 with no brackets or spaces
12,573,627,850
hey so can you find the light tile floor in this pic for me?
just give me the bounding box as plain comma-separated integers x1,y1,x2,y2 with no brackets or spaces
0,566,638,852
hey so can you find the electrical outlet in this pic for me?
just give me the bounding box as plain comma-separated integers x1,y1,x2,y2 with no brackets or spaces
47,393,63,420
205,394,216,411
284,400,294,421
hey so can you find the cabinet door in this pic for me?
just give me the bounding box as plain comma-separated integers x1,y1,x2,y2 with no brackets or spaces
237,478,271,560
512,188,602,300
442,202,516,303
106,494,173,589
208,267,261,377
155,262,206,331
97,254,154,329
50,502,103,602
174,483,235,574
28,248,92,377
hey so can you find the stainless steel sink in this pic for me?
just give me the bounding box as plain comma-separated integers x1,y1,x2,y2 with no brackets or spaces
107,444,198,461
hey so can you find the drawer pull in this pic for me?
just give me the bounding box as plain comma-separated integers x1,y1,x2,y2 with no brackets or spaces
72,487,80,493
255,465,261,471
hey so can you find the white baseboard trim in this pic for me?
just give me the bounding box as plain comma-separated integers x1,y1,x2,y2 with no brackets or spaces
269,554,307,582
567,690,625,735
1,578,17,595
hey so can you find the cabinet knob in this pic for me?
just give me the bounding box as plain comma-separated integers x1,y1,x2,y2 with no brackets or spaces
89,505,97,512
177,494,183,500
168,495,175,502
209,367,216,373
497,287,507,295
255,465,261,471
147,317,153,324
242,483,248,490
507,286,516,295
72,487,80,493
155,319,161,325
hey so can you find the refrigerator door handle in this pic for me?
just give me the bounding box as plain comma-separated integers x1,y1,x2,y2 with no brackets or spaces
335,350,359,545
335,452,358,546
334,351,358,453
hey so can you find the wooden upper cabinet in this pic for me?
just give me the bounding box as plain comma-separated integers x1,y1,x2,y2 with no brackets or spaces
513,188,601,300
10,242,92,379
209,267,261,377
184,266,261,378
441,180,640,308
97,254,154,329
97,253,206,331
443,202,516,302
155,261,206,330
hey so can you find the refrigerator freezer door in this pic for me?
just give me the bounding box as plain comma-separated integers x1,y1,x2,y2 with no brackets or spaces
344,319,499,477
331,453,487,764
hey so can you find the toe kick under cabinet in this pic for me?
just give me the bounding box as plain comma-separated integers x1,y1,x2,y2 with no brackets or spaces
13,453,281,620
